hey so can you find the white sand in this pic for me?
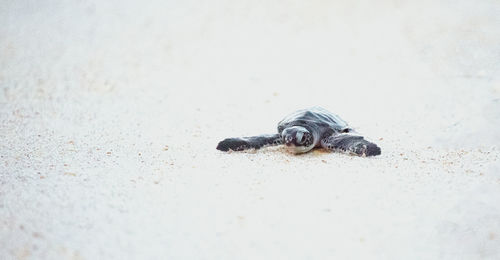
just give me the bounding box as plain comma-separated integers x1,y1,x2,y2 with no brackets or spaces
1,0,500,259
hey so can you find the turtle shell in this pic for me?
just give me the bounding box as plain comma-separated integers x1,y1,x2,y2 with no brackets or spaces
277,107,349,137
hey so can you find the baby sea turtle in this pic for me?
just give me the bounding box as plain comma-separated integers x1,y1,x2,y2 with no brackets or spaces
216,107,381,156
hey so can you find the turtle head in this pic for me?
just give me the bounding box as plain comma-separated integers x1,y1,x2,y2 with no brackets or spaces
281,126,315,154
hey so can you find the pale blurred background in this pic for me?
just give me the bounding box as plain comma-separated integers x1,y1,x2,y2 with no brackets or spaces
1,0,500,259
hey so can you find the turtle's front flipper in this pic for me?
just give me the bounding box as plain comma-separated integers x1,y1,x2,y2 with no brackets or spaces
217,134,282,152
321,134,381,156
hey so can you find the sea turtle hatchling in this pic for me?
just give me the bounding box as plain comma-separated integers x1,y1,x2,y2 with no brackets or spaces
216,107,381,156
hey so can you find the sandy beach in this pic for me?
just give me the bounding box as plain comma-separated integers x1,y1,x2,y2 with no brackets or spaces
1,0,500,259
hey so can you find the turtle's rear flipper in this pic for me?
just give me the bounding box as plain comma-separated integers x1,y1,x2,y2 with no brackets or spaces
217,134,282,152
321,134,381,156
